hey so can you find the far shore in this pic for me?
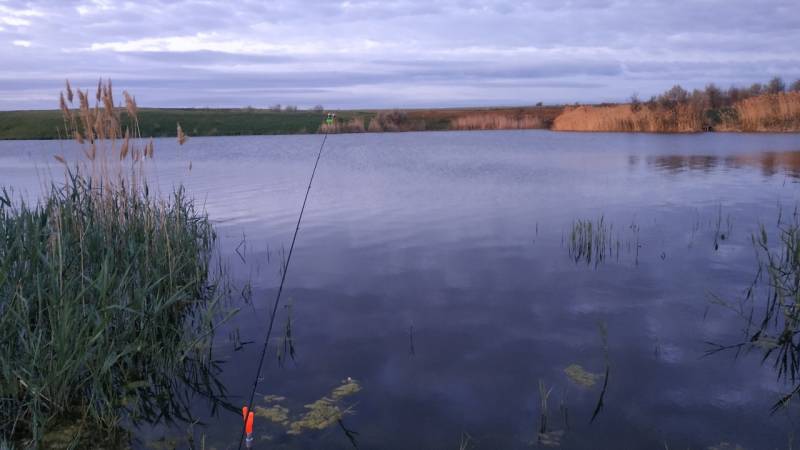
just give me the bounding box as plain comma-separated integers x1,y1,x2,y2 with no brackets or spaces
2,91,799,140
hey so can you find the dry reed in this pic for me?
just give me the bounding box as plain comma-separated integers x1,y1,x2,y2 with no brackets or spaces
552,104,703,133
450,112,545,130
735,92,800,132
552,92,800,133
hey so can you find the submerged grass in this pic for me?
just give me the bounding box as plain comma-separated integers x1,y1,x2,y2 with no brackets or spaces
568,216,619,267
0,80,231,447
709,207,800,411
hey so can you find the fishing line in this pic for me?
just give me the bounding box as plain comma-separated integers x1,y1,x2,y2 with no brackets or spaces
237,131,329,449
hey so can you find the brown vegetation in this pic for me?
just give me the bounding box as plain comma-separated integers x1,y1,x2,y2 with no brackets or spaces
318,110,427,133
368,110,426,132
317,106,561,134
450,112,545,130
552,103,704,133
734,92,800,132
553,78,800,133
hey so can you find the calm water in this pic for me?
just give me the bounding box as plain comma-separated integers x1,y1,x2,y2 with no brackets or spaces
2,130,800,449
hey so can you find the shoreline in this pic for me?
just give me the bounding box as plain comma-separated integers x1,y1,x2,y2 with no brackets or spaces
2,95,800,140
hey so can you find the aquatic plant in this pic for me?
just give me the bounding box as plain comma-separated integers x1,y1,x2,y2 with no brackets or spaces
0,80,232,446
0,173,230,446
568,216,619,267
590,323,610,423
713,205,733,251
537,379,553,439
254,379,361,437
708,207,800,411
458,432,474,450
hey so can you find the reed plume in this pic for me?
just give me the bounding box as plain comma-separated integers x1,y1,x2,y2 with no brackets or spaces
177,122,187,145
65,79,74,103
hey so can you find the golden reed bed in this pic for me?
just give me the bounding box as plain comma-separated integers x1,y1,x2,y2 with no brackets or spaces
552,92,800,133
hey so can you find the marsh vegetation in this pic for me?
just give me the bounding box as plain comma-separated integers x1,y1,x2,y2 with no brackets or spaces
710,207,800,411
567,217,641,267
0,81,232,447
554,77,800,132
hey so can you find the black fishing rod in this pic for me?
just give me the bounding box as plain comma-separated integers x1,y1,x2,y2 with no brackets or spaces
237,117,333,449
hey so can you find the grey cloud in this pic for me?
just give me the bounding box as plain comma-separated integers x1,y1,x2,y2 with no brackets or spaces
0,0,798,109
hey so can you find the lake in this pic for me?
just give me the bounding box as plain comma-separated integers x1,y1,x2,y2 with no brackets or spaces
2,130,800,449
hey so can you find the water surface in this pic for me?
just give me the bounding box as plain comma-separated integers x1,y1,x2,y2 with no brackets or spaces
2,130,800,449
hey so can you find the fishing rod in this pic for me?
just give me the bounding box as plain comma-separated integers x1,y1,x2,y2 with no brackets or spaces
237,113,334,448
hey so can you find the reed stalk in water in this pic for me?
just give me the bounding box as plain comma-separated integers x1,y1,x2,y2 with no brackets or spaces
0,80,229,447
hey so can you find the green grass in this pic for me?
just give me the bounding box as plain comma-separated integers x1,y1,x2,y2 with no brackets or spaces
0,108,372,140
0,105,564,140
0,171,230,447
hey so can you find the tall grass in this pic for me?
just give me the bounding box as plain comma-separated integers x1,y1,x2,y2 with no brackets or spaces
552,92,800,133
552,104,704,133
0,80,230,447
450,113,545,130
735,92,800,132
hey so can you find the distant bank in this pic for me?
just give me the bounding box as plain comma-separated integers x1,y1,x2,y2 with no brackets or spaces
0,106,563,140
1,92,799,140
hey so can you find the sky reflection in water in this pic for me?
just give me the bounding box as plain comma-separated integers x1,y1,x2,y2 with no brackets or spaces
2,131,800,449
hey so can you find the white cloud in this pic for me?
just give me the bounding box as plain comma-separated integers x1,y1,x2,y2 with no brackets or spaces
0,4,43,27
12,40,31,47
1,16,31,26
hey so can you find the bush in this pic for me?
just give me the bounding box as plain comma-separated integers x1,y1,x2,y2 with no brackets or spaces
767,76,787,94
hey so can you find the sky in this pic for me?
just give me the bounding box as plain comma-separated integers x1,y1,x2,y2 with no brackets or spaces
1,0,799,110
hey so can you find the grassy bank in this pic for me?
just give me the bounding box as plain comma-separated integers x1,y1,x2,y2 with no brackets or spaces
0,107,351,140
3,77,799,139
0,81,230,447
0,106,562,140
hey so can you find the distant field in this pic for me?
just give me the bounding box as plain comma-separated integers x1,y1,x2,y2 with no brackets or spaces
0,108,368,140
0,106,562,140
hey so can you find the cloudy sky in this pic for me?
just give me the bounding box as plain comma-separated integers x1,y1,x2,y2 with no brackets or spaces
1,0,799,110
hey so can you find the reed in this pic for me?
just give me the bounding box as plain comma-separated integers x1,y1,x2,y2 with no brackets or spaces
366,110,425,132
568,216,620,267
449,113,545,130
735,92,800,132
0,80,229,447
709,207,800,411
553,91,800,133
552,103,704,133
